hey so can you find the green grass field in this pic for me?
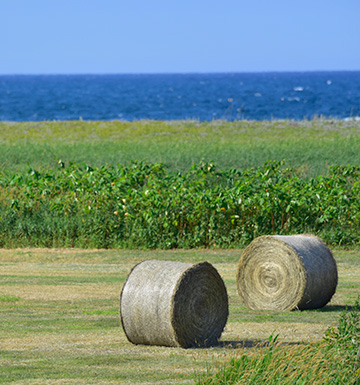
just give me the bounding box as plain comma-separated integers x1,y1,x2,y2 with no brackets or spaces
1,119,360,176
0,248,359,384
1,119,359,383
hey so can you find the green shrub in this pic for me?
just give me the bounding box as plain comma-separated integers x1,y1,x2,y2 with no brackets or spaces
1,160,360,248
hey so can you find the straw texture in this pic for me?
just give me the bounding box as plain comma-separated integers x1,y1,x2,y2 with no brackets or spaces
120,260,228,348
236,235,338,311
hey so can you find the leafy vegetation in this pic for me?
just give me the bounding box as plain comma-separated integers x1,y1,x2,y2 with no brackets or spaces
0,159,360,248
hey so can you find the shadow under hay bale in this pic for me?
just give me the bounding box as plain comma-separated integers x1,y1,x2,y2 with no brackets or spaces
120,260,229,348
236,235,338,311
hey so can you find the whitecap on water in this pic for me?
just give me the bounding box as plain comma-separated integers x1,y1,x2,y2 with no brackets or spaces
254,93,262,97
294,87,304,92
287,97,301,102
344,116,360,121
327,80,332,85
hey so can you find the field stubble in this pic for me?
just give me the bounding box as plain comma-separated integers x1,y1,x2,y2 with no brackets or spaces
0,248,359,384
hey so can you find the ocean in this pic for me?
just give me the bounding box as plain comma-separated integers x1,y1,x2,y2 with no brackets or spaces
0,71,359,122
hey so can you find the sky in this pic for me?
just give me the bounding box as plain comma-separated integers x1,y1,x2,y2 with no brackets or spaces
1,0,359,74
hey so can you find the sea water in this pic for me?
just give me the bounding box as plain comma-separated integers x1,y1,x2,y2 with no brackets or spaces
0,71,359,122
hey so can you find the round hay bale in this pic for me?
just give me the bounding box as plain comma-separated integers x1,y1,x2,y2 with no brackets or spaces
236,235,338,311
120,260,228,348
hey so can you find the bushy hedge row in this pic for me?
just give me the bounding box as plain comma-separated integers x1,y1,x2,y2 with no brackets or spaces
0,160,360,248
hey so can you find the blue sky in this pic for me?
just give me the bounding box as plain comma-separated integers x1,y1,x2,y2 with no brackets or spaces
1,0,359,74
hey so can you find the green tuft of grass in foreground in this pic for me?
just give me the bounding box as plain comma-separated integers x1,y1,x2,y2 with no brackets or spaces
196,299,360,385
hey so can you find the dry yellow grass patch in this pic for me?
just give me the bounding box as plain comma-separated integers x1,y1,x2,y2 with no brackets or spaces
1,284,119,301
223,321,326,343
1,331,125,352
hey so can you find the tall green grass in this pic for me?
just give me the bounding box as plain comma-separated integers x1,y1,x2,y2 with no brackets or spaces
196,299,360,385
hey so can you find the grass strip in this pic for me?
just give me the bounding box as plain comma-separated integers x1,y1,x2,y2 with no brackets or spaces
1,119,360,176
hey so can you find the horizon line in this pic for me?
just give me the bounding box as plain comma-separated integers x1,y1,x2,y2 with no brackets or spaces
1,69,360,76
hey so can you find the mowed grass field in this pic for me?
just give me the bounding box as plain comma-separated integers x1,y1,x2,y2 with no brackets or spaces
0,248,359,384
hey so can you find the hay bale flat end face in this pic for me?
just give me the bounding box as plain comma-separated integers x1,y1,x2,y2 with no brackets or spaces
236,235,338,311
171,261,229,348
120,260,228,348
